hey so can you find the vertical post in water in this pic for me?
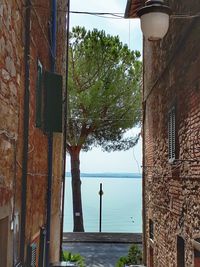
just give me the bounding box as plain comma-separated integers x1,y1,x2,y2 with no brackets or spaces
99,183,103,232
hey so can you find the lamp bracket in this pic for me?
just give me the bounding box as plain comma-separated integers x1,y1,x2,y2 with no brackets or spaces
146,0,165,6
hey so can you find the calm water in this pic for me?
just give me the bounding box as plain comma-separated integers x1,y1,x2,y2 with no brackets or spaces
64,176,142,233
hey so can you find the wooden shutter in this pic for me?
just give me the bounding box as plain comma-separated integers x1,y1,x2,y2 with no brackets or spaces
43,71,63,132
168,106,176,162
36,60,43,128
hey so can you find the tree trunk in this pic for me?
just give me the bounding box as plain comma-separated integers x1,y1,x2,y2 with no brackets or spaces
70,148,84,232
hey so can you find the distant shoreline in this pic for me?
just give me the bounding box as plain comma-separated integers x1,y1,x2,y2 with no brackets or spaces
65,172,142,178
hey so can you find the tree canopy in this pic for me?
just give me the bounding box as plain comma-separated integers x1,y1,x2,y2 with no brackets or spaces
66,26,142,232
67,26,142,154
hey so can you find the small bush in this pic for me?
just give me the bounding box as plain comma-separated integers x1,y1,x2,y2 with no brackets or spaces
116,244,142,267
62,251,86,267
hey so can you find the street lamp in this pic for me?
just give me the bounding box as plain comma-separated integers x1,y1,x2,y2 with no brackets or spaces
137,0,172,41
99,183,104,233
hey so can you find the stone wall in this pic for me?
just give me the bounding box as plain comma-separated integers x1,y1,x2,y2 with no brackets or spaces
50,0,67,261
0,1,23,265
0,0,67,265
143,1,200,266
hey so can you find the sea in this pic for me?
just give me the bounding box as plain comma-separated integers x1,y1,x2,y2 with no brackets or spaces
63,173,142,233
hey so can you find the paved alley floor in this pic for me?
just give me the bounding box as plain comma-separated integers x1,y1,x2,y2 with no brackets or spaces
63,242,131,267
62,233,142,267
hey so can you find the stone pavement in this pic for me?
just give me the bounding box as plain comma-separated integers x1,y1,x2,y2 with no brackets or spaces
62,233,142,267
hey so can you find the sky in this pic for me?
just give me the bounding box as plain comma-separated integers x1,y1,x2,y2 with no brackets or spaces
66,0,143,174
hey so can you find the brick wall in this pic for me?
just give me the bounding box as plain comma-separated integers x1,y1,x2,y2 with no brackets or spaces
0,0,67,265
143,1,200,266
0,1,23,265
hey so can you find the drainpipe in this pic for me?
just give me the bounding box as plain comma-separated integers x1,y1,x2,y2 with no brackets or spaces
142,39,147,265
45,0,57,266
60,0,70,259
20,0,31,264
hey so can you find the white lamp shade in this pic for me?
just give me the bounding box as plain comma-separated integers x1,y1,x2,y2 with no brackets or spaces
140,12,170,40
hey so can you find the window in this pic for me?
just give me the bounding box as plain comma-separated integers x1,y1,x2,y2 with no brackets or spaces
149,219,154,240
168,106,176,162
194,249,200,267
149,220,154,267
177,236,185,267
0,216,8,267
36,60,43,128
193,238,200,267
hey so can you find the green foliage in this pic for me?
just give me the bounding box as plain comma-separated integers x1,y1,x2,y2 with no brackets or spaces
67,26,142,153
67,27,142,231
62,251,86,267
116,244,142,267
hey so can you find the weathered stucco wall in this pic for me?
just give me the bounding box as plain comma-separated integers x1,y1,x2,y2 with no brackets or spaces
0,0,67,265
143,1,200,266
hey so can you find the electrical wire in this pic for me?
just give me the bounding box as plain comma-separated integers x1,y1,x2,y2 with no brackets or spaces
70,11,124,19
14,3,126,20
28,4,125,18
31,5,55,59
92,14,124,20
133,143,141,174
16,160,47,177
0,129,17,141
68,117,141,122
14,1,53,56
171,13,200,19
2,1,127,67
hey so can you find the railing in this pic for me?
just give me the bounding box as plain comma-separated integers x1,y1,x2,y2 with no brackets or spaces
50,262,77,267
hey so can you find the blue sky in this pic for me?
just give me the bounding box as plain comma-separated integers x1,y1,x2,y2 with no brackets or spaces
66,0,142,174
69,0,142,51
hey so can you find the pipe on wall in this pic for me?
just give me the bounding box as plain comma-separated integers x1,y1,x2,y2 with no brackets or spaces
45,0,57,266
20,0,31,264
59,0,70,259
142,37,147,266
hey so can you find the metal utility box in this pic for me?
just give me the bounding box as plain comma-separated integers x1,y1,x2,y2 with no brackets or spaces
43,71,63,133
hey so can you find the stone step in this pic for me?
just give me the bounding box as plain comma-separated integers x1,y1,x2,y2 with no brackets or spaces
63,232,142,244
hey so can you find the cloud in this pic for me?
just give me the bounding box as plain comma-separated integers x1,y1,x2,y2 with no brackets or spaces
70,0,142,51
71,0,126,13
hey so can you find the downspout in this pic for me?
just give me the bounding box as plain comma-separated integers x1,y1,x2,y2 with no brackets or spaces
45,0,57,266
20,0,31,264
142,38,147,265
142,102,147,265
60,0,70,259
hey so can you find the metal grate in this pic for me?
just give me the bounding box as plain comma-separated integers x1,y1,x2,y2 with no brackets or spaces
27,243,37,267
39,227,46,267
168,106,176,162
15,263,23,267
